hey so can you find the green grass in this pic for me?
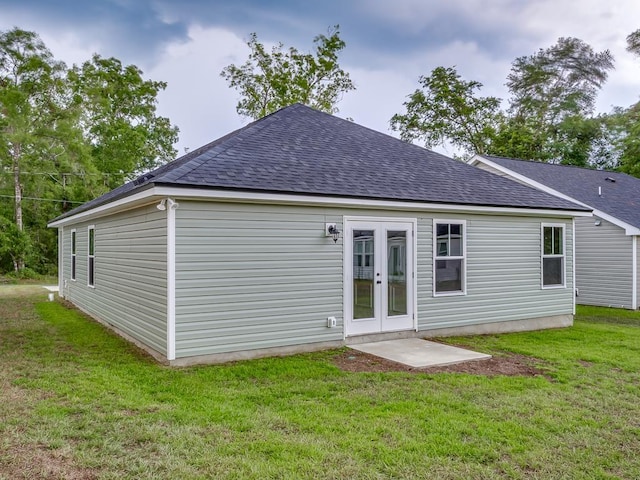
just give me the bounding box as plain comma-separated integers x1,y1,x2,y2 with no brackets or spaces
1,290,640,479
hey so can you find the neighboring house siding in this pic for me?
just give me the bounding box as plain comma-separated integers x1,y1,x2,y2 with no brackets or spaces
174,201,345,358
575,216,633,308
62,205,168,354
174,201,575,358
417,215,573,329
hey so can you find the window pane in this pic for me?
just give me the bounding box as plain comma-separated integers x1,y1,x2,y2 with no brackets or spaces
88,257,95,286
450,224,462,256
89,228,95,256
553,227,563,255
387,231,407,316
71,256,76,280
543,257,563,286
543,227,553,255
436,259,462,292
450,224,461,236
436,223,448,238
353,230,374,319
71,232,76,254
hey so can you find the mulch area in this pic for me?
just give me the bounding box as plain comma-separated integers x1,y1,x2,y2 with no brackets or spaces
332,347,550,377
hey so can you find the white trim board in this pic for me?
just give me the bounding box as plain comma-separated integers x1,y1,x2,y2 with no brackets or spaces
48,185,591,228
470,155,639,236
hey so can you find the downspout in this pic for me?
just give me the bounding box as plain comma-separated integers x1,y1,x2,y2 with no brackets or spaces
158,198,179,361
633,236,637,310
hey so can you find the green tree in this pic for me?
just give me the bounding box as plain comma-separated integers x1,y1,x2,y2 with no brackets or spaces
627,29,640,57
496,37,614,165
390,66,502,157
69,54,178,188
221,26,355,119
0,27,92,271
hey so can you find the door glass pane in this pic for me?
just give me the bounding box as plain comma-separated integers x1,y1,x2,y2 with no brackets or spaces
353,230,374,319
387,230,407,316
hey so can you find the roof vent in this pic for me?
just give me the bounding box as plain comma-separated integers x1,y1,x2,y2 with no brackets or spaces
133,173,155,186
605,177,616,183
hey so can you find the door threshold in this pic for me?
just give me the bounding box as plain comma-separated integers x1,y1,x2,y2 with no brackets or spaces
345,329,420,345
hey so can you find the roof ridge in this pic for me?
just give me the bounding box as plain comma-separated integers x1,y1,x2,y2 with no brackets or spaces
485,154,626,175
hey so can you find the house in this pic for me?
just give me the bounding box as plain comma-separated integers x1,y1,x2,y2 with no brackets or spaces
48,104,590,365
469,155,640,310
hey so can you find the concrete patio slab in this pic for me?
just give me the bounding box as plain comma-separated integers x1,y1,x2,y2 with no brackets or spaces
349,338,491,368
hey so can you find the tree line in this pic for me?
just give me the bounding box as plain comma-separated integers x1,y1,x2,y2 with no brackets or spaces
2,25,639,275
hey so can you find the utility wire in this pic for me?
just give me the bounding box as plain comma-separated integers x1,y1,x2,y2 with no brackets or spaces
0,195,84,204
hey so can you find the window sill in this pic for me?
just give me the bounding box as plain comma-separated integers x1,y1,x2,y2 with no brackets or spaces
541,285,566,290
434,291,466,297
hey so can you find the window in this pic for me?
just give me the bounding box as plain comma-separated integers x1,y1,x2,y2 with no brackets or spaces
542,224,564,287
434,221,465,295
88,225,95,287
70,229,77,281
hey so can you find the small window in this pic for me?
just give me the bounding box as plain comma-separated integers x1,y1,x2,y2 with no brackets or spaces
88,225,95,287
434,221,466,295
70,229,77,281
542,224,564,287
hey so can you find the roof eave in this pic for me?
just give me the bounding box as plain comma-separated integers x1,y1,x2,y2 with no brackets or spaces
48,183,591,228
469,155,640,235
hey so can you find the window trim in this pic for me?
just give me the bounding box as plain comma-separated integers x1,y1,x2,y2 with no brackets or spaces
70,229,77,281
87,225,95,288
433,219,467,297
541,222,566,289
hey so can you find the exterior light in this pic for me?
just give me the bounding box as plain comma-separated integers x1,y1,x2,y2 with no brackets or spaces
325,223,341,243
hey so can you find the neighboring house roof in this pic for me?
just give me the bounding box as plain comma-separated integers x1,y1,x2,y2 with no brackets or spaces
51,104,587,224
473,155,640,233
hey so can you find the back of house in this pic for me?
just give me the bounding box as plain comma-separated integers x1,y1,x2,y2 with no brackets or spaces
49,105,591,365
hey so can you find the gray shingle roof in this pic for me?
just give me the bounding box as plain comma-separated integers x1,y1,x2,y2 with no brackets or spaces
483,155,640,229
52,104,587,222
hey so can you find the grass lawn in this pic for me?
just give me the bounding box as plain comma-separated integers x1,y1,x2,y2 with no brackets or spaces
1,288,640,479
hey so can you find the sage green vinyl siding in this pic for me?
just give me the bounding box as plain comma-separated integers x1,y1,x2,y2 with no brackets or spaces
175,201,344,358
417,215,573,329
575,216,633,308
62,205,167,354
174,201,574,358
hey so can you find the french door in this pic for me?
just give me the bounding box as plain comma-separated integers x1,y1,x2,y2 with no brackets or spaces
344,218,416,336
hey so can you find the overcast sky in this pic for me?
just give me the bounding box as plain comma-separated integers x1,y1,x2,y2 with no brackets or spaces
2,0,640,158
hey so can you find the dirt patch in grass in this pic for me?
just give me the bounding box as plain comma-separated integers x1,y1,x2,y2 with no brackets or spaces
333,348,549,377
0,444,97,480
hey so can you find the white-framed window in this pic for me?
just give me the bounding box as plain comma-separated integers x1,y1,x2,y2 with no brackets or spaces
542,223,565,288
88,225,95,288
433,220,466,295
70,229,77,281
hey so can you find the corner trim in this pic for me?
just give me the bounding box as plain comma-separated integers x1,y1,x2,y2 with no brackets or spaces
633,236,638,310
166,198,178,361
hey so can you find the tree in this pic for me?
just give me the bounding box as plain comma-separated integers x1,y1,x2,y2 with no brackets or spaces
0,27,87,271
627,29,640,57
390,66,502,157
221,26,355,119
69,55,178,188
497,37,614,165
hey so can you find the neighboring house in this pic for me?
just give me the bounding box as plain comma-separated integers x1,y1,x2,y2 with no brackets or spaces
48,104,590,365
469,155,640,310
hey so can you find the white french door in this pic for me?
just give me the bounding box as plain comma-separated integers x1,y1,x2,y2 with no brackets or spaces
344,218,416,336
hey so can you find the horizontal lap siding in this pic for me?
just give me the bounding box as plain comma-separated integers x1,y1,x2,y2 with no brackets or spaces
175,202,344,357
575,216,633,308
418,215,573,329
62,205,167,354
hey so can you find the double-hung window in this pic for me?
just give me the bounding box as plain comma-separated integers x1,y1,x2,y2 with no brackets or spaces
542,224,564,287
70,229,77,281
434,220,466,295
88,225,95,287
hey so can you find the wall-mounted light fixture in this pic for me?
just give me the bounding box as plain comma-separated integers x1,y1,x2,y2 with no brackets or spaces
325,223,341,243
594,220,601,226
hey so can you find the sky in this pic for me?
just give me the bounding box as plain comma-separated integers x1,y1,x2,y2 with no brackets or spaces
2,0,640,158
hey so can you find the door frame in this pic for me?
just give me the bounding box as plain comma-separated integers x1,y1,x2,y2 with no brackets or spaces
343,216,418,338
